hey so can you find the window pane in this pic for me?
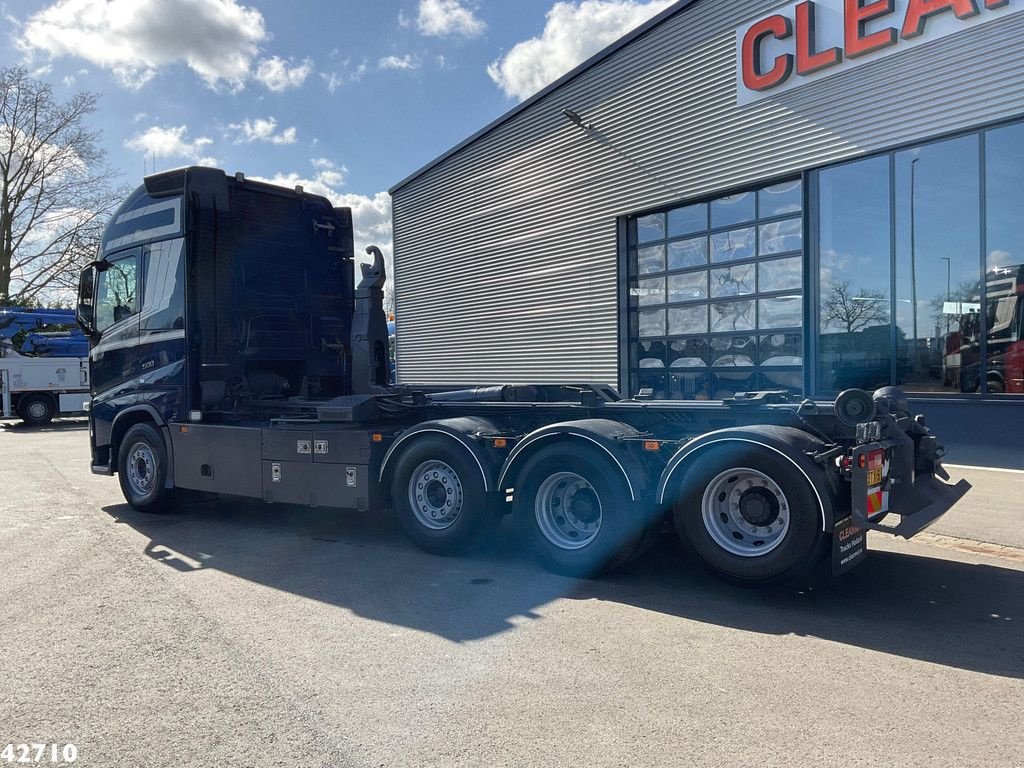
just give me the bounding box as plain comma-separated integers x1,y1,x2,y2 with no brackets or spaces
632,277,665,307
710,264,755,298
638,308,665,337
667,237,707,270
633,369,668,398
668,203,707,237
631,340,666,368
759,296,802,329
758,180,802,217
760,333,803,366
710,228,755,263
668,305,708,335
636,244,665,275
95,254,140,332
711,192,755,228
895,136,980,394
759,217,802,255
710,299,755,332
668,272,707,303
636,213,666,243
668,338,711,368
710,335,757,367
818,156,892,393
759,256,802,293
984,123,1024,395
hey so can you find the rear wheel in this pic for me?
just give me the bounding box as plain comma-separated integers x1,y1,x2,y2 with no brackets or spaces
514,443,643,577
117,423,176,513
18,394,55,426
672,445,825,584
390,436,498,555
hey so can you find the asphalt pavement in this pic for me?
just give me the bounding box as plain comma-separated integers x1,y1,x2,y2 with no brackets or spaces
1,419,1022,768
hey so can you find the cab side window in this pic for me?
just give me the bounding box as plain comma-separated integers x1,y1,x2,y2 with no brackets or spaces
95,253,140,332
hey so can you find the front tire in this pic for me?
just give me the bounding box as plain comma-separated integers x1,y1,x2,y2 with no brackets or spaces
672,445,825,584
117,423,175,513
514,443,644,577
19,394,55,426
390,436,498,555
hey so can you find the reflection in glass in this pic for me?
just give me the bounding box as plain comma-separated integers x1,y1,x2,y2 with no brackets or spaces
895,136,979,394
633,277,665,306
710,299,755,332
758,256,802,293
758,181,803,217
634,369,668,398
631,340,666,368
710,228,755,263
141,239,185,331
818,155,892,393
668,338,710,367
983,124,1024,395
638,308,665,337
711,192,755,228
711,335,756,367
668,272,707,303
636,213,665,243
759,296,802,329
710,264,755,297
668,203,707,238
668,237,707,270
759,217,802,255
668,305,708,335
636,244,665,275
760,333,802,366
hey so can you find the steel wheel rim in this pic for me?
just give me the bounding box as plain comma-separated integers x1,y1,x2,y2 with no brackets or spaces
27,401,48,420
535,471,602,551
701,467,790,557
408,460,464,530
126,441,156,497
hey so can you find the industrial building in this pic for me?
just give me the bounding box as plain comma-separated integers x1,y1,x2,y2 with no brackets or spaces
390,0,1024,467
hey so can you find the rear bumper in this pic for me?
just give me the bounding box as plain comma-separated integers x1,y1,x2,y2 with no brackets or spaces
852,474,971,538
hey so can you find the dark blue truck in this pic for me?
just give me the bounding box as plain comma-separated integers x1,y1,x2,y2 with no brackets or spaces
75,167,969,583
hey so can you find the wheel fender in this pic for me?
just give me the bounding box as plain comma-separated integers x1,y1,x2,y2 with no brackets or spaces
657,426,836,532
378,417,502,493
497,419,649,503
111,406,174,489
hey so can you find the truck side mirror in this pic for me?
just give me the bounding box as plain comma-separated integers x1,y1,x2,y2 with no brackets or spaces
76,264,97,335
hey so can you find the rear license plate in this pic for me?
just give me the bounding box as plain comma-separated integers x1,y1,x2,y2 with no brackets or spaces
833,516,867,575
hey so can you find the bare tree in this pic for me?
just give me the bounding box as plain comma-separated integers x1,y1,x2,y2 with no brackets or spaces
0,67,123,305
823,280,888,333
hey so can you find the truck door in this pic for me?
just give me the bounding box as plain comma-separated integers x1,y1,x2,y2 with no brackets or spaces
91,248,142,398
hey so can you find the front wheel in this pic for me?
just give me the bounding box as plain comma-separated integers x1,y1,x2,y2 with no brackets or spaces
672,445,825,584
19,394,55,426
514,443,644,577
117,423,176,513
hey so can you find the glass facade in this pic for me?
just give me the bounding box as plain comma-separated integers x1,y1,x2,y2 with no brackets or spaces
626,181,804,400
625,118,1024,399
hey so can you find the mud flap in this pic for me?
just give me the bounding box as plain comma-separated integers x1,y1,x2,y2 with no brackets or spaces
832,516,868,575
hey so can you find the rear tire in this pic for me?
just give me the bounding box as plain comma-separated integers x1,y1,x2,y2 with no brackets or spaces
390,436,498,555
671,445,825,584
117,423,176,513
19,394,55,426
514,443,644,577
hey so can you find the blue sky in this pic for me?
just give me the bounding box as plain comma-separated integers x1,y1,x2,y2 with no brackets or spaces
0,0,675,260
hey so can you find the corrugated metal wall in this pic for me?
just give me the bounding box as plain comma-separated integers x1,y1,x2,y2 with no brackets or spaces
391,0,1024,386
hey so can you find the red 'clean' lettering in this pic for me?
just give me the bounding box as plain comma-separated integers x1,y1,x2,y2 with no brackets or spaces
796,1,844,74
902,0,981,39
742,15,794,91
844,0,899,57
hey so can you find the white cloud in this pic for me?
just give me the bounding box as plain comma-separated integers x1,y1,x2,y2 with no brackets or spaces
487,0,673,101
126,125,217,165
378,54,419,72
415,0,486,38
18,0,266,89
258,158,348,199
228,117,297,145
320,58,368,92
254,55,313,91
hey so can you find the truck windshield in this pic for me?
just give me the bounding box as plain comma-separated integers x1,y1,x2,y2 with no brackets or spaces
95,253,140,332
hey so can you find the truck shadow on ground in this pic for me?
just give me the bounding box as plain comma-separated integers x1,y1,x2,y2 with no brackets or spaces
103,498,1024,679
1,418,88,433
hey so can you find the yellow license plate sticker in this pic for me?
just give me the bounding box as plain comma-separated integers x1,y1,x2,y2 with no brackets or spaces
867,467,883,486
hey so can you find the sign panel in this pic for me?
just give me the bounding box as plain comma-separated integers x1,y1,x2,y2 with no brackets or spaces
736,0,1024,105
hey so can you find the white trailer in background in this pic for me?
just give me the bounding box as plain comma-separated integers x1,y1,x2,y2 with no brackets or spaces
0,341,90,425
